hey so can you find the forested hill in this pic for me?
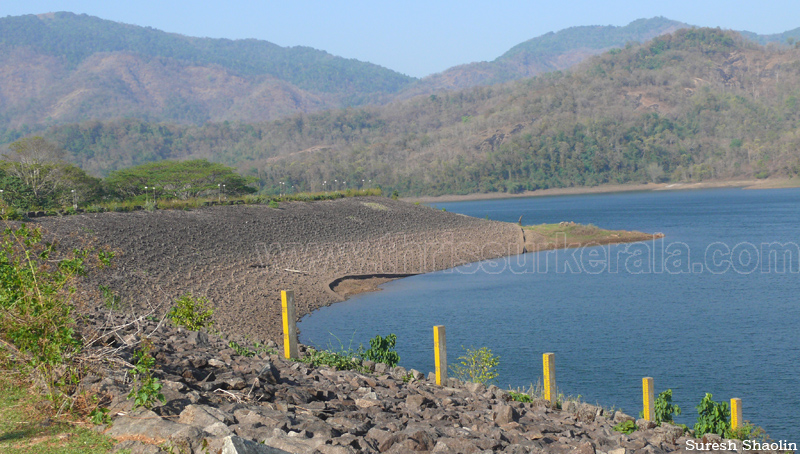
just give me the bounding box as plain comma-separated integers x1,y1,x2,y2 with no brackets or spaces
38,28,800,196
0,12,413,137
406,17,689,95
4,12,800,146
404,18,800,96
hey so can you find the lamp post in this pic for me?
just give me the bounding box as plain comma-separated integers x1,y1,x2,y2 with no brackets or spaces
145,186,149,205
0,189,4,214
222,184,226,201
217,183,221,203
71,189,77,210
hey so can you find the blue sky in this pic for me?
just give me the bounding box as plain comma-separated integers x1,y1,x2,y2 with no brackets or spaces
2,1,799,78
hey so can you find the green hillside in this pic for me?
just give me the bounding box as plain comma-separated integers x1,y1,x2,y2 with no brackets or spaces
35,28,800,196
0,12,413,94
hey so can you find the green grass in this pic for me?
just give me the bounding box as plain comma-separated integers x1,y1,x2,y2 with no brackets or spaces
0,375,117,454
78,188,384,215
524,222,658,247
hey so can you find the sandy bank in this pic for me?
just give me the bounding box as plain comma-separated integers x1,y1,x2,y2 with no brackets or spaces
407,177,800,203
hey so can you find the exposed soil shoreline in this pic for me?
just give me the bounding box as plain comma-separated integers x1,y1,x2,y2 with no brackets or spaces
25,197,660,345
406,177,800,203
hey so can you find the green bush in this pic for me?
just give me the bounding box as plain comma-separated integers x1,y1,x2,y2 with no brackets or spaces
362,333,400,367
694,393,730,437
268,200,279,208
127,339,165,409
727,421,767,441
613,420,638,434
0,224,112,404
98,284,120,310
167,293,215,331
450,346,500,385
298,332,399,371
508,390,534,402
299,347,365,372
640,389,681,425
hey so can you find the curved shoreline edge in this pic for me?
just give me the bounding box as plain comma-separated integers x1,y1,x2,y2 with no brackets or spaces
407,177,800,203
27,197,662,344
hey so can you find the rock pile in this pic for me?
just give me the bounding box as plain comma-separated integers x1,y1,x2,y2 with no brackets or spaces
80,311,765,454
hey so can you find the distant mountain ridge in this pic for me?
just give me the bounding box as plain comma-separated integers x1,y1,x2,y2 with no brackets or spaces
406,17,800,95
1,12,800,142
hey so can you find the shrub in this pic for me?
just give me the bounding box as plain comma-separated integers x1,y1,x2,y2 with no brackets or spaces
268,199,280,208
99,284,121,310
727,421,767,441
613,420,638,434
640,389,681,425
508,390,534,403
127,339,165,409
694,393,730,437
298,332,399,371
167,293,215,331
450,346,499,385
299,347,364,372
362,333,400,367
0,224,112,404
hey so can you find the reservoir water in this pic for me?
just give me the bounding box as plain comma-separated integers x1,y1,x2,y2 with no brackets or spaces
298,188,800,441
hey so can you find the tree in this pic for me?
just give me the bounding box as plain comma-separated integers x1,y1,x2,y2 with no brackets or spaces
3,137,67,200
104,159,256,200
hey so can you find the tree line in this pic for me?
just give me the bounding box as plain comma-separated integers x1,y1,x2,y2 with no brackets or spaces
0,137,254,211
9,28,800,197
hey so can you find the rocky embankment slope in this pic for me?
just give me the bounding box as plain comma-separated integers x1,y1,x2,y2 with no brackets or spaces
24,197,766,453
31,197,522,342
82,310,754,454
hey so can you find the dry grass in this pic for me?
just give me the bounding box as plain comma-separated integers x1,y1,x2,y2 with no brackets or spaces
523,222,662,251
0,372,116,454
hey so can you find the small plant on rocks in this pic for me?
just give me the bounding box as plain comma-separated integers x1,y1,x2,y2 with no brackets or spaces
167,293,214,331
362,333,400,367
450,346,500,385
127,338,165,409
694,393,729,437
640,389,681,425
299,347,365,372
613,420,638,434
508,390,534,403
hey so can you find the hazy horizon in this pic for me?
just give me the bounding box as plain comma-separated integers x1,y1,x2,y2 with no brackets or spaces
2,0,799,78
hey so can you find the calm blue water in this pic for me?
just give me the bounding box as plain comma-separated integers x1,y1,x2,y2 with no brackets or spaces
299,188,800,441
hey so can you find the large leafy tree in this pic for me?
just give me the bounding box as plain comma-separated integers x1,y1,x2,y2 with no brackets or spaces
1,137,102,208
105,159,256,200
3,137,67,200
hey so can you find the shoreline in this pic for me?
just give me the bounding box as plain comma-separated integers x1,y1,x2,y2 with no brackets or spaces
405,177,800,203
27,197,663,343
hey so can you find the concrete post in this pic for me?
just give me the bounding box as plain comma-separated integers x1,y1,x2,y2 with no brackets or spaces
433,325,447,385
281,290,298,360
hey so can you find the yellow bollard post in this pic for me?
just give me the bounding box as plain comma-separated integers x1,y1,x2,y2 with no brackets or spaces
731,398,742,431
642,377,655,422
281,290,298,360
433,325,447,385
543,353,556,404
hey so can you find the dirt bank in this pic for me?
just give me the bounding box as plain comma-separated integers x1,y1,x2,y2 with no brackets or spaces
28,197,522,343
407,177,800,203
